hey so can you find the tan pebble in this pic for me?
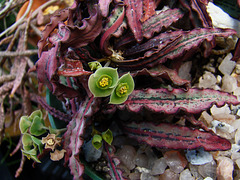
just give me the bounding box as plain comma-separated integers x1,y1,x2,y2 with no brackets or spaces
199,111,213,126
216,156,233,180
164,150,188,174
212,114,236,124
235,128,240,144
159,169,179,180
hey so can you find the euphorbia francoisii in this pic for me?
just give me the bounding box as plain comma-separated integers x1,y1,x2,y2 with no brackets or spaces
88,67,135,104
23,0,240,179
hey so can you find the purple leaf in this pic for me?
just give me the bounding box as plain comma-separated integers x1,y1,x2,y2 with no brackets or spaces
64,96,99,179
99,0,112,17
35,45,81,100
100,5,125,55
142,8,184,39
38,5,72,56
232,39,240,62
131,66,190,87
36,46,58,92
66,47,98,63
38,1,102,56
59,4,103,51
124,0,143,42
123,31,181,57
37,96,71,122
57,58,92,77
114,28,237,69
178,0,211,28
141,0,156,22
190,0,212,28
123,122,231,151
118,88,239,114
114,32,136,50
104,143,126,180
48,22,71,45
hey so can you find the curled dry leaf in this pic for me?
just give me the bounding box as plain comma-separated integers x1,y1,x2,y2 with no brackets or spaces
50,149,66,161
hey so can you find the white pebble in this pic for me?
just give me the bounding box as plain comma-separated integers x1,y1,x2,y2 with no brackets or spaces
178,61,192,81
207,2,240,36
218,53,235,75
179,169,194,180
140,172,158,180
204,177,213,180
221,74,238,93
185,148,213,165
151,157,167,175
235,129,240,144
198,71,217,89
236,158,240,169
116,145,136,170
198,161,217,179
210,104,230,116
211,120,235,133
134,153,148,168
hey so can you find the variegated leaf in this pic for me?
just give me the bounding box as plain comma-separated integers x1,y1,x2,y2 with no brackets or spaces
123,122,231,151
100,5,125,55
118,88,239,114
124,0,143,42
65,96,99,179
142,8,184,39
115,28,237,69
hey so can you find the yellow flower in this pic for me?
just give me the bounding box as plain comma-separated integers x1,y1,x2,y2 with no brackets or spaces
41,134,61,151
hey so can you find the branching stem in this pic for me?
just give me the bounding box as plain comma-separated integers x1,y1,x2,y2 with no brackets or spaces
0,49,38,57
0,0,33,38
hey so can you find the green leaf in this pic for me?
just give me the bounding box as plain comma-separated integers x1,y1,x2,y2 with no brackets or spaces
29,116,47,136
22,133,33,147
31,136,43,154
92,134,103,150
49,126,58,134
23,145,33,151
29,110,43,122
19,116,32,133
22,149,41,163
110,73,134,104
102,129,113,145
29,155,41,163
21,148,37,156
31,136,42,145
88,61,102,71
88,67,119,97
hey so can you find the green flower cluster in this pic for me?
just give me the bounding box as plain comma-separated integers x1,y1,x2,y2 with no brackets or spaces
88,67,134,104
92,129,113,150
19,110,46,162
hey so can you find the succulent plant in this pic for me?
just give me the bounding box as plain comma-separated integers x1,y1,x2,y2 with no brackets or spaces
20,0,240,179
